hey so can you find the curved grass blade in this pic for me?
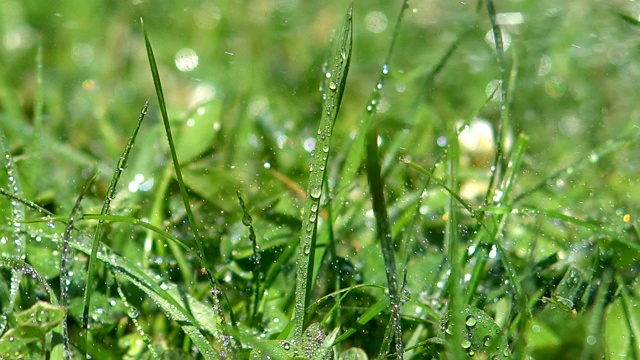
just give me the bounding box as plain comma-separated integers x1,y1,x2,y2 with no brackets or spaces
365,128,403,359
70,239,219,359
292,3,352,341
114,276,160,360
141,18,233,355
60,174,96,359
81,101,148,353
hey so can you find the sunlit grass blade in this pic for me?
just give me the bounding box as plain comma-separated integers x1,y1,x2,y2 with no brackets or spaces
365,127,403,359
81,101,148,354
292,3,352,341
141,18,234,355
59,174,96,359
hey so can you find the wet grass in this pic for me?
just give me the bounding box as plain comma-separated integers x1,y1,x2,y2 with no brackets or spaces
1,0,640,359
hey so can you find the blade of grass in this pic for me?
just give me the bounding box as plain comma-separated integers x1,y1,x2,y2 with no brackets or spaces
617,273,640,357
365,127,403,360
0,110,26,338
336,0,409,213
60,174,96,359
71,237,219,359
443,129,466,360
140,18,234,355
292,3,352,341
483,0,511,208
81,101,148,353
236,191,262,327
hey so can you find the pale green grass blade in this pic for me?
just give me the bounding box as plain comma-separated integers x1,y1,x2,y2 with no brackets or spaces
365,128,403,359
82,101,148,353
292,3,352,341
141,18,233,354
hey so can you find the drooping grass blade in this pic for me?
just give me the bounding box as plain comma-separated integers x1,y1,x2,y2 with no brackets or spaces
292,3,353,342
141,18,234,355
81,101,148,353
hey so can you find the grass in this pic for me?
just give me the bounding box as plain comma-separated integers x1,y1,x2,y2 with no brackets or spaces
1,0,640,359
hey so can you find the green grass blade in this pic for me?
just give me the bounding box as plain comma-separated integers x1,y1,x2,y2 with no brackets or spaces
337,0,409,209
617,273,640,357
443,131,466,360
60,174,96,359
81,101,147,351
0,113,27,333
365,127,403,359
71,238,219,359
484,0,510,206
141,18,233,355
292,3,352,341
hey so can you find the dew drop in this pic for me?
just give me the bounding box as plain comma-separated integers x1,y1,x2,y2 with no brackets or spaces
242,213,253,226
461,339,472,349
465,315,477,327
328,81,337,90
309,185,321,199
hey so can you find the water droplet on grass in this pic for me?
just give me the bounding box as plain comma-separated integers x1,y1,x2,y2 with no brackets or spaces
309,185,321,199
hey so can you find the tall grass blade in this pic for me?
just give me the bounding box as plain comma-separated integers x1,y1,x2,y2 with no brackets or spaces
443,132,466,360
365,128,403,360
338,0,409,208
141,18,233,355
81,101,148,353
484,0,510,206
292,3,352,341
0,113,26,338
60,174,96,359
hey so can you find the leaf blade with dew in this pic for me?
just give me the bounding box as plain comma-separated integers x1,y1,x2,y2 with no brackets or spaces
292,3,352,341
365,127,403,359
59,174,97,360
0,106,27,336
140,18,233,355
81,101,148,354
